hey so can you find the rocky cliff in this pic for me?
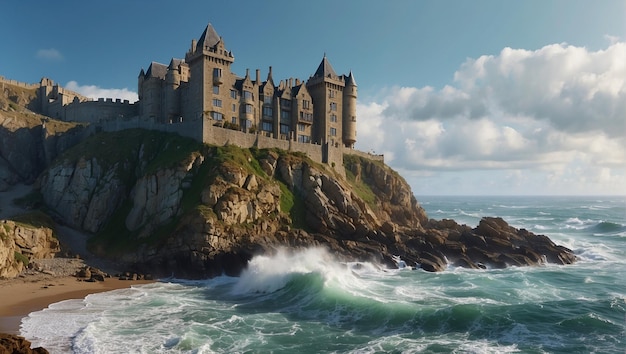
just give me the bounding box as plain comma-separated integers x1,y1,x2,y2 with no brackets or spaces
0,82,86,191
0,214,60,278
34,129,575,278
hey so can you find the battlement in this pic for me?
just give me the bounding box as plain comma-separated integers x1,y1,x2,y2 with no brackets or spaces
1,22,382,174
0,76,40,90
97,97,132,105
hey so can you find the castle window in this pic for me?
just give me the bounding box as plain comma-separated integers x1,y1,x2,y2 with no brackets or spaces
243,90,253,100
302,100,310,109
330,102,337,111
242,119,252,129
230,90,238,99
231,117,237,124
330,127,337,136
263,106,273,117
210,111,223,120
213,85,219,94
213,68,222,77
280,124,290,135
298,135,310,143
281,110,290,120
300,112,313,122
281,99,291,108
212,99,222,107
329,90,336,98
264,95,272,104
261,121,273,132
331,114,337,122
232,104,236,112
244,104,253,114
297,123,306,132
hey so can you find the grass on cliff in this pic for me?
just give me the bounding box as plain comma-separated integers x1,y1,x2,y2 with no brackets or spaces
88,140,316,255
14,251,29,267
343,154,379,211
58,129,202,187
11,210,56,231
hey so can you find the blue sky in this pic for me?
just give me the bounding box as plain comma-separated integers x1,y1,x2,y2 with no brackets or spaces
2,0,625,195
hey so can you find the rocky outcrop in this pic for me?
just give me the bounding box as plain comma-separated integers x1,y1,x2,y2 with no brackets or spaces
39,157,127,233
0,333,48,354
0,82,86,191
0,219,60,278
33,131,576,278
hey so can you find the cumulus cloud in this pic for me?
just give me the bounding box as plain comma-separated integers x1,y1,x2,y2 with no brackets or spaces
356,42,626,195
65,81,139,103
36,48,63,61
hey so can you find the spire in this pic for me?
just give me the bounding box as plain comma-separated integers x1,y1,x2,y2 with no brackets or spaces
197,23,221,50
345,70,357,86
313,54,338,79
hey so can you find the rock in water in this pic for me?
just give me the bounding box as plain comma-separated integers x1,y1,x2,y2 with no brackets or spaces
0,333,49,353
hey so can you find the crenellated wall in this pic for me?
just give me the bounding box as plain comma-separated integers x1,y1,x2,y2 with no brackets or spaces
64,98,138,123
0,76,40,89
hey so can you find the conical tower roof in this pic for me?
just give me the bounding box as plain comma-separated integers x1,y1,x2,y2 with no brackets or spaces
313,54,338,79
345,70,357,86
197,23,221,49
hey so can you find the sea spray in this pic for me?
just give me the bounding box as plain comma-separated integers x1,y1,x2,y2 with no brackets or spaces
20,196,626,353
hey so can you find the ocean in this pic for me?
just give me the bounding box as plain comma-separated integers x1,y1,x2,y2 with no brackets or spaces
20,196,626,353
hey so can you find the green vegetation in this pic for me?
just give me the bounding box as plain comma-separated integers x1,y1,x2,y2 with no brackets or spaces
57,129,202,187
343,154,379,211
14,251,29,267
13,190,44,210
278,181,308,230
12,210,56,230
81,131,321,255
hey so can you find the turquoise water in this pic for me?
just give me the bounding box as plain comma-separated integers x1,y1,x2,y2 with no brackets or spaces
21,196,626,353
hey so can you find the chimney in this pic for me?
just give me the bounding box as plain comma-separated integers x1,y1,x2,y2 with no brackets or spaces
256,69,260,84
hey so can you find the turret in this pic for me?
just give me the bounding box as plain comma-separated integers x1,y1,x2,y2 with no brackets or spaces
342,70,357,147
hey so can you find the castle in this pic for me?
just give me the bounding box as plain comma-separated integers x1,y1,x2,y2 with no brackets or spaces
23,23,381,173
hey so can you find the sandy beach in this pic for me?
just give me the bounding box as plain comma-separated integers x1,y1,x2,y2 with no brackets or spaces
0,184,156,336
0,274,154,335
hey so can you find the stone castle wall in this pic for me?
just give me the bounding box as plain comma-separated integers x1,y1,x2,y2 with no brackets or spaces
0,76,39,89
90,116,348,176
65,98,138,123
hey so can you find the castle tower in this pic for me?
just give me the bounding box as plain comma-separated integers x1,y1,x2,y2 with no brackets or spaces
137,69,145,117
258,67,276,134
306,55,345,146
342,70,357,148
184,23,236,133
164,59,184,122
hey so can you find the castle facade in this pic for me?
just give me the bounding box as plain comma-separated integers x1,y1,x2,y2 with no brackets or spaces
25,23,381,173
138,24,357,148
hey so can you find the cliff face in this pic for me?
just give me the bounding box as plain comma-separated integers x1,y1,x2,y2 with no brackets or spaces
34,130,576,278
0,217,60,278
0,83,86,191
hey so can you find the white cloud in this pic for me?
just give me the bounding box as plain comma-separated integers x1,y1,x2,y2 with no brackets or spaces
355,41,626,195
65,81,139,103
36,48,63,61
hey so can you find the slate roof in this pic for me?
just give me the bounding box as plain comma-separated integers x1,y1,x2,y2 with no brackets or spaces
345,70,357,86
313,54,338,80
169,58,185,69
145,62,168,79
197,23,221,49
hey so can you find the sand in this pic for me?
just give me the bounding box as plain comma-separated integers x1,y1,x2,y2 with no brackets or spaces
0,184,156,335
0,275,155,335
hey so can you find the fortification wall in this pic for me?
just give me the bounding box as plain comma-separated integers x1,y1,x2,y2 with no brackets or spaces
64,98,137,123
343,149,384,163
93,116,203,142
0,76,39,89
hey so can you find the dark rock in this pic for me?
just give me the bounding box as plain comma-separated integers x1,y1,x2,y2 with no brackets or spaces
0,333,49,353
